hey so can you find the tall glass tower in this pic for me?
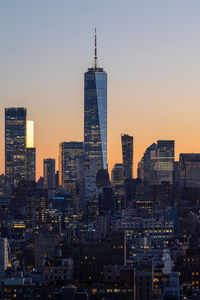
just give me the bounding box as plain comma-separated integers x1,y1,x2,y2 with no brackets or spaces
5,107,27,187
84,29,107,172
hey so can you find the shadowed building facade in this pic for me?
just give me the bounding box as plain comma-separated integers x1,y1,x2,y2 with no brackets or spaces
43,158,55,190
26,148,36,182
179,153,200,188
84,29,107,172
121,134,133,180
111,163,124,186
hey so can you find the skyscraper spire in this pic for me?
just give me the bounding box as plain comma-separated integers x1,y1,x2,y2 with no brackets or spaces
94,28,97,69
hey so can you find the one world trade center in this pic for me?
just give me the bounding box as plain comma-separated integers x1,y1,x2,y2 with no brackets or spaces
84,29,107,172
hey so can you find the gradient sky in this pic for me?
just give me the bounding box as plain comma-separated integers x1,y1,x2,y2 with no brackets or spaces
1,0,200,179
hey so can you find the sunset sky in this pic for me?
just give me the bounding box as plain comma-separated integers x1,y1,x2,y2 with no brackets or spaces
1,0,200,179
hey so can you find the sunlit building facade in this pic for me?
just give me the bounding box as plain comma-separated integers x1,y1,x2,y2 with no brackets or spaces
59,142,83,190
138,140,174,185
26,120,34,148
156,140,174,184
26,120,36,182
84,31,107,172
121,134,133,180
5,108,27,187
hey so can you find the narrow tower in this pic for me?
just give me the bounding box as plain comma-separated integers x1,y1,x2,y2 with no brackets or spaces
84,29,107,172
121,134,133,180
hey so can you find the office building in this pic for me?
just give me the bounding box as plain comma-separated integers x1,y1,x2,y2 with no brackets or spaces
138,140,174,185
84,29,107,172
26,191,48,232
43,158,55,190
114,216,174,241
59,142,83,190
5,108,27,187
121,134,133,180
179,153,200,188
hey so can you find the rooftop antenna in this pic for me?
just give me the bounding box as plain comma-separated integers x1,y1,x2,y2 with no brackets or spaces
94,28,98,69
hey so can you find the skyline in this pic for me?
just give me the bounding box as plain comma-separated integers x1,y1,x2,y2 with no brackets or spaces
1,1,200,178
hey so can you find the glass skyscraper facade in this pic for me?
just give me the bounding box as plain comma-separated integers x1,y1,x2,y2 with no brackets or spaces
84,32,107,172
5,108,27,187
